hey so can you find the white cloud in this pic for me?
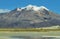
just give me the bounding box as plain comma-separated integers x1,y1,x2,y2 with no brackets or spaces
0,9,10,13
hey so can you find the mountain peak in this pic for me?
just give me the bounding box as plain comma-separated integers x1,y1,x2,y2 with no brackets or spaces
15,5,49,11
25,5,49,11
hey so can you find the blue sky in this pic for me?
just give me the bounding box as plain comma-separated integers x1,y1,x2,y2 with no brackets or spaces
0,0,60,14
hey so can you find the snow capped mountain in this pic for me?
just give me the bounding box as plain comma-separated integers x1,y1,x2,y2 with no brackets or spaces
0,5,60,28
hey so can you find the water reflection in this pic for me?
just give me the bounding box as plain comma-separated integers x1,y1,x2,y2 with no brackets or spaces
11,36,31,39
10,36,60,39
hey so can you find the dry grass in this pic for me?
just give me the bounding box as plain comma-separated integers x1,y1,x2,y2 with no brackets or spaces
0,28,60,32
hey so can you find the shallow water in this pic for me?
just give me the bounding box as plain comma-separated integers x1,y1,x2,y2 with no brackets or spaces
0,31,60,39
0,36,60,39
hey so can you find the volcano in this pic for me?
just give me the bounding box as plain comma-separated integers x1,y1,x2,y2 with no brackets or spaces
0,5,60,28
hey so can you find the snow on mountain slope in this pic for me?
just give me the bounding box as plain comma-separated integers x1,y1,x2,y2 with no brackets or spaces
16,5,49,11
